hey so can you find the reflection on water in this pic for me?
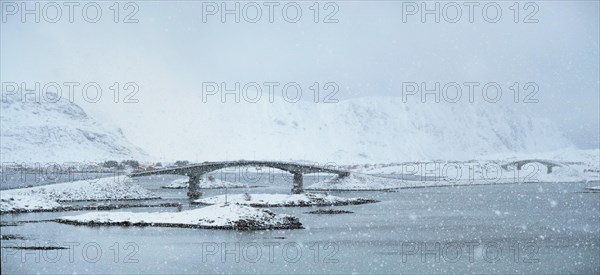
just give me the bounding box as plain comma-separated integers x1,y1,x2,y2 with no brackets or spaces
1,173,599,273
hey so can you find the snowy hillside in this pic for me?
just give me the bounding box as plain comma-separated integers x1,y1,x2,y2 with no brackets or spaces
1,90,576,164
105,95,573,164
1,92,148,163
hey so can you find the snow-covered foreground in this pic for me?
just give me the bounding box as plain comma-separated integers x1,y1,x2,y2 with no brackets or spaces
0,194,62,213
195,193,377,207
56,204,302,230
162,177,249,189
0,176,158,213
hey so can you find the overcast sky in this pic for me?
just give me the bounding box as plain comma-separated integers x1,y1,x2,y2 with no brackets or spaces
2,1,599,148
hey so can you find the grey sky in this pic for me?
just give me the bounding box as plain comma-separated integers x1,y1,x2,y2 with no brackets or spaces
2,1,598,148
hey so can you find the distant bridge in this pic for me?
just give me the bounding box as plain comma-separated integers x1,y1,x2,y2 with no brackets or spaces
500,159,564,174
130,160,350,199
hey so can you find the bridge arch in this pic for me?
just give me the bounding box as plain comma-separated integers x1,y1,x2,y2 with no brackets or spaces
130,160,350,199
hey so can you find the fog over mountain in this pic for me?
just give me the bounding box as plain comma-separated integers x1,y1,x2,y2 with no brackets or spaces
0,88,593,172
79,94,573,164
1,90,575,164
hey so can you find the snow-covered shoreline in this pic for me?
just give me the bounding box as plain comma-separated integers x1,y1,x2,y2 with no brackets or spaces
56,204,302,230
1,176,158,213
195,193,378,207
307,163,599,191
352,149,599,177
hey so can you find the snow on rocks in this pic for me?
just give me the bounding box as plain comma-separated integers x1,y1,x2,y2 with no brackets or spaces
195,192,378,207
1,176,158,213
161,176,249,189
56,204,302,230
0,194,62,213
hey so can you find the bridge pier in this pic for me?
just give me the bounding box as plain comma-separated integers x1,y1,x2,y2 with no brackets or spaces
291,173,304,194
187,175,202,199
129,161,352,197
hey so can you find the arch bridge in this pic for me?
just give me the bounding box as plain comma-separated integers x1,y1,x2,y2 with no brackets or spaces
500,159,564,174
129,160,350,199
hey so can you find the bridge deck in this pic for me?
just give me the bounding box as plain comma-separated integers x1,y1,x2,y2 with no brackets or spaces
129,160,350,178
129,160,350,199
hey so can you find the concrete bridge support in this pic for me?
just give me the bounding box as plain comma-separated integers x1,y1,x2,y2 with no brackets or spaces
187,175,202,199
291,173,304,194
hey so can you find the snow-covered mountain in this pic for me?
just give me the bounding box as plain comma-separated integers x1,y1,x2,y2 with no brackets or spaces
1,89,575,164
101,94,574,164
1,92,148,163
